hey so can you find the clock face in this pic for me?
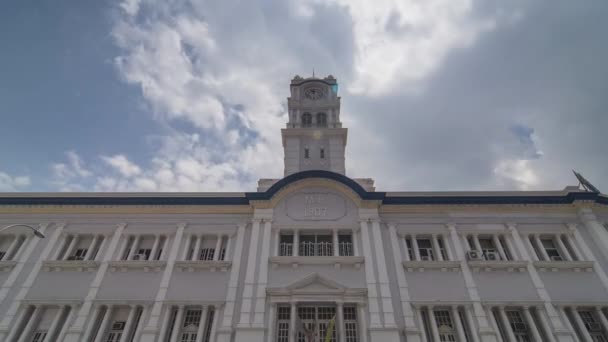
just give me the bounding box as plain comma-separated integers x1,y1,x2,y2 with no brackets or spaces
304,87,324,100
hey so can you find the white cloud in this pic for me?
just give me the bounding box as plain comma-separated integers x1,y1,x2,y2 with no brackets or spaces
101,155,142,177
0,172,30,191
493,159,539,190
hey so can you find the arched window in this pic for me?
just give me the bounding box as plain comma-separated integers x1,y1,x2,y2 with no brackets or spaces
316,113,327,127
302,113,312,127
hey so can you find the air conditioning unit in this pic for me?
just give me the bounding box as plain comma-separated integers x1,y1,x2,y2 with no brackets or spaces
467,250,482,261
485,252,499,261
512,322,527,332
587,322,602,331
111,321,126,331
132,254,144,260
550,256,563,261
420,255,432,261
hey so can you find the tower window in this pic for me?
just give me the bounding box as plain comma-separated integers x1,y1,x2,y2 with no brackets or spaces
320,148,325,159
304,148,310,159
316,113,327,127
302,113,312,127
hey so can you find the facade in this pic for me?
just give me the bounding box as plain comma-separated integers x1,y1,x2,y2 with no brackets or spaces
0,75,608,342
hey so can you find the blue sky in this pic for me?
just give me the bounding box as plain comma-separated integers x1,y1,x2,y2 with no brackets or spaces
1,0,607,192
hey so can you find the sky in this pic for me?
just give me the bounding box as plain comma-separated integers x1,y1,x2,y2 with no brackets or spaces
0,0,607,193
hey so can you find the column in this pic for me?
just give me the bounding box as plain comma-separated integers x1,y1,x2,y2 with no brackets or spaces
443,235,454,261
498,307,516,342
56,305,76,342
82,305,103,342
358,304,368,342
159,237,169,260
119,306,138,342
127,235,141,260
93,306,113,342
568,223,608,292
579,208,608,262
463,234,473,251
333,229,340,256
209,306,220,342
432,234,443,261
416,307,428,342
427,307,441,342
195,306,209,342
214,235,223,261
555,235,572,261
352,229,359,256
117,235,130,261
158,307,173,342
412,234,420,261
133,306,146,342
266,304,276,342
293,229,299,256
359,219,381,328
473,234,483,254
486,307,504,342
289,303,297,342
170,306,185,342
46,305,67,341
17,306,41,342
464,306,481,342
565,233,583,261
253,219,273,327
95,235,108,261
84,235,99,260
534,235,550,261
557,306,577,339
522,307,543,342
370,218,397,327
337,302,345,342
452,306,467,342
4,306,30,342
181,234,192,261
524,235,540,261
225,234,233,261
493,235,507,260
503,235,519,261
536,307,557,342
3,235,21,261
238,219,262,327
402,236,411,261
571,308,593,342
272,229,279,257
595,307,608,336
150,235,161,261
220,223,246,330
192,235,202,261
63,235,78,260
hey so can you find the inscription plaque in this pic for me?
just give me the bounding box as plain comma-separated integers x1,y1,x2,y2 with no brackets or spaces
286,192,347,221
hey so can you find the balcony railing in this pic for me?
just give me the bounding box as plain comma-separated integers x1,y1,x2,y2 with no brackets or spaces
300,241,333,257
338,242,353,256
279,243,293,256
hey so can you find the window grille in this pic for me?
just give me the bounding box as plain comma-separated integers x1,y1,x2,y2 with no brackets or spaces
317,113,327,127
344,306,358,342
296,306,336,342
506,310,531,342
434,310,456,342
183,309,202,328
405,238,414,260
279,243,293,256
276,306,291,342
417,239,434,261
32,331,47,342
202,309,214,342
302,113,312,127
199,248,215,261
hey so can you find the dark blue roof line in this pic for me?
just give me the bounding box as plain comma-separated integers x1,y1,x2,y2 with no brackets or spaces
245,170,385,201
0,170,605,206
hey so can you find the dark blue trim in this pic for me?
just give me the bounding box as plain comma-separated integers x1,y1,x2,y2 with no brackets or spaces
0,170,605,207
291,79,336,86
245,170,385,201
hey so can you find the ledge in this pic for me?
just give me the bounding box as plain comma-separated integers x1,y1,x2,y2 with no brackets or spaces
402,260,461,272
270,256,364,269
468,260,528,272
0,261,18,272
43,260,100,272
108,260,167,273
174,260,232,272
533,260,594,272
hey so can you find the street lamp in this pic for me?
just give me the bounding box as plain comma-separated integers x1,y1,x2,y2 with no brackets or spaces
0,224,46,238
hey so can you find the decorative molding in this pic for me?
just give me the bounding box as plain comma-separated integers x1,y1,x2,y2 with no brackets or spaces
0,261,17,272
108,260,166,273
467,260,528,272
532,261,594,272
269,256,364,269
174,260,232,273
402,260,461,272
42,260,100,272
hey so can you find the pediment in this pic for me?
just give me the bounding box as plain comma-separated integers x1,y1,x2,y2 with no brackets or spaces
286,273,346,292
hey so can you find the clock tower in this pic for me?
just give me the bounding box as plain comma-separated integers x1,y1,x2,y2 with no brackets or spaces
282,74,347,176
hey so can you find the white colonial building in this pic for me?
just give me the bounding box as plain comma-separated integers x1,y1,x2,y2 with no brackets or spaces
1,75,608,342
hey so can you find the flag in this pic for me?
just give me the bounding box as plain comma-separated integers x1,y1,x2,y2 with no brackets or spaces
324,315,336,342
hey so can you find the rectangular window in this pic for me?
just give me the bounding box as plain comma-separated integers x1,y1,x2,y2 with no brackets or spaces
479,238,497,260
433,310,457,342
106,321,125,342
506,310,531,342
417,239,434,261
343,306,358,342
296,306,336,342
70,248,87,260
199,248,215,261
299,234,332,256
135,248,152,260
320,148,325,159
279,234,294,256
541,238,561,260
276,306,291,342
338,234,353,256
